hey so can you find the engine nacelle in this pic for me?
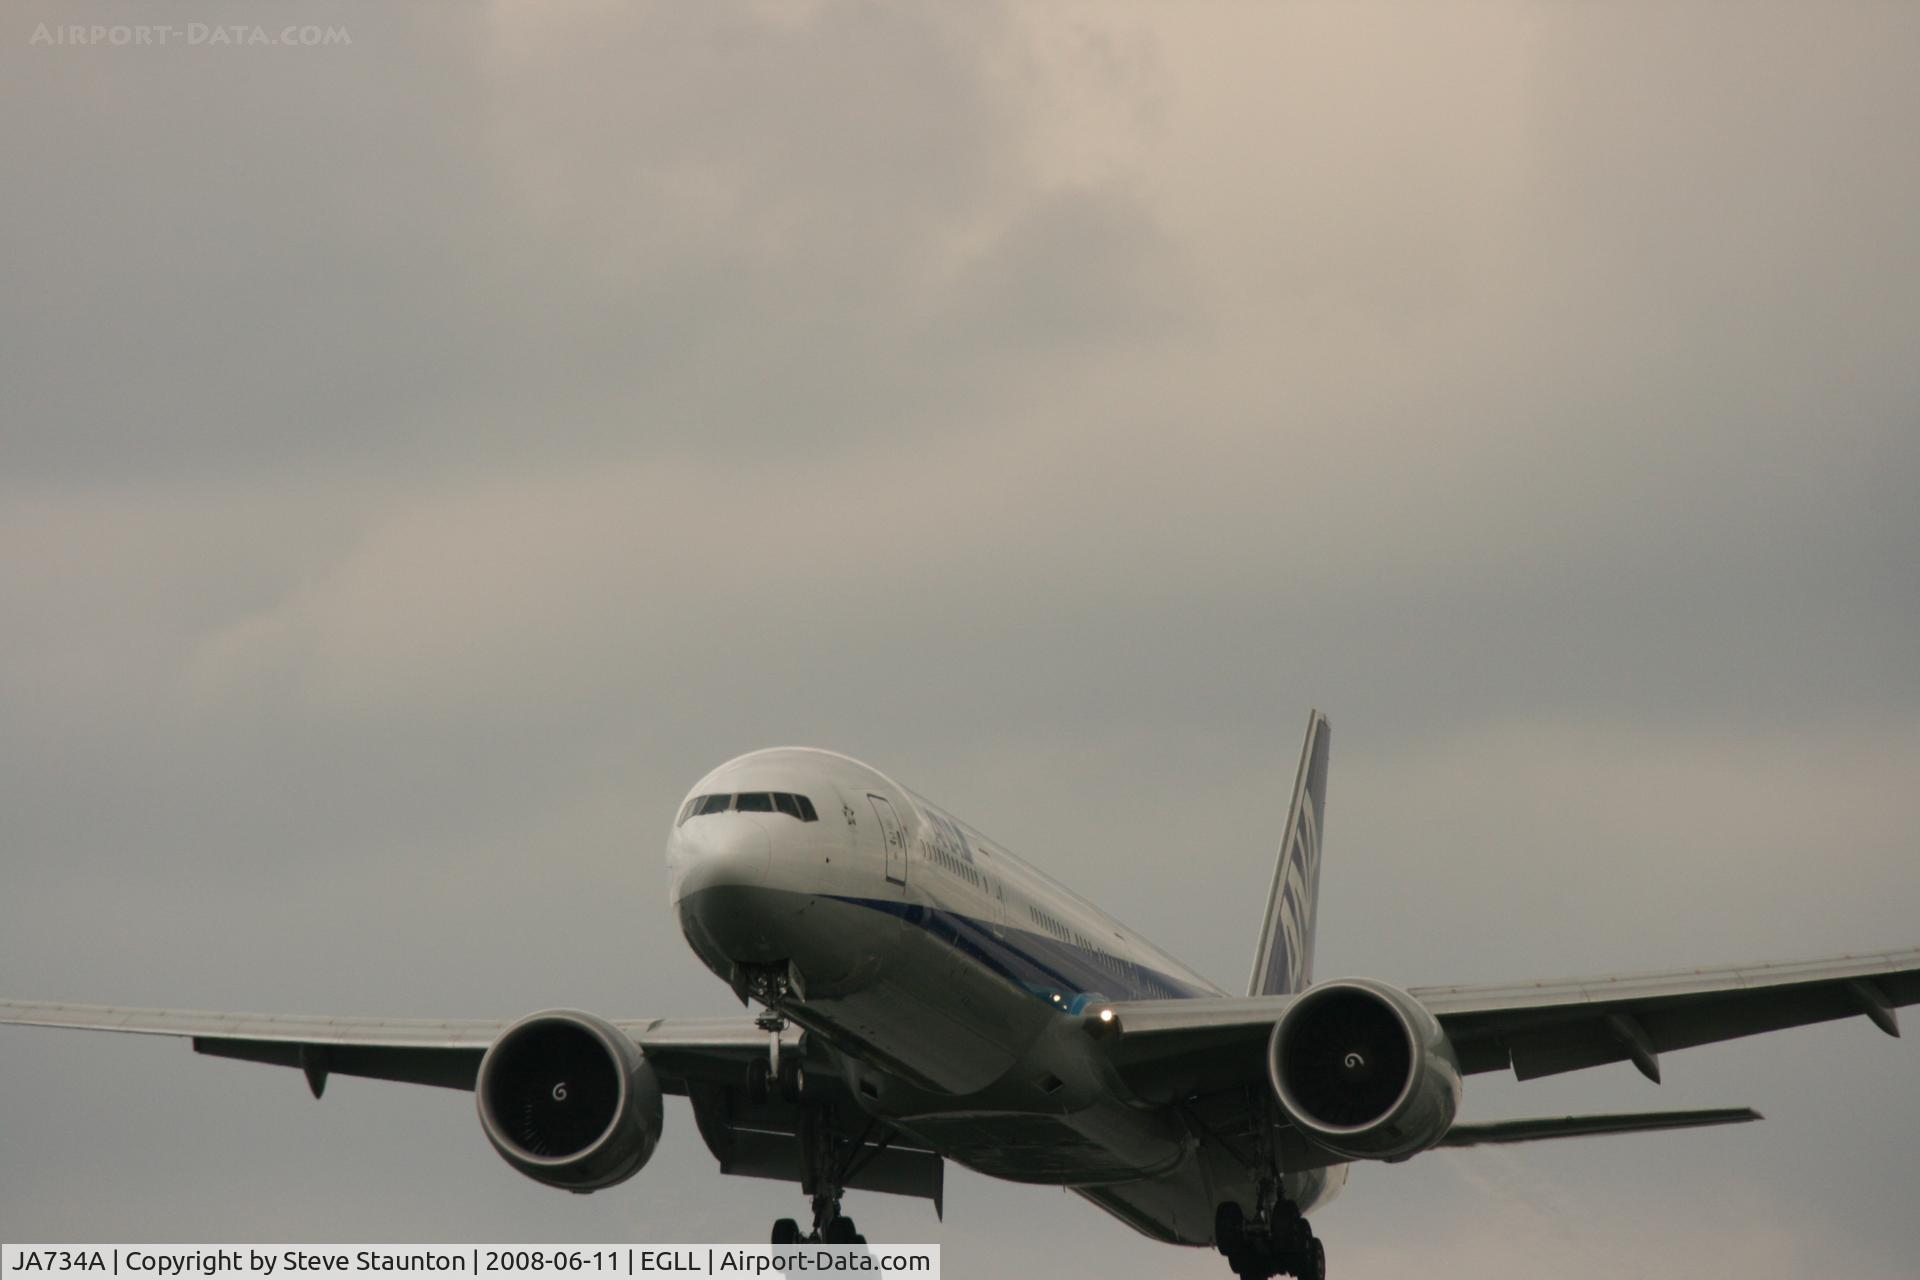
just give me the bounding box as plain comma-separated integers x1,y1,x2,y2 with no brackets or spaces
476,1010,664,1192
1267,978,1461,1162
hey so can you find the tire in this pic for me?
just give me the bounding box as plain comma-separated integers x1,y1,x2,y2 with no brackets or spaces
747,1058,771,1106
823,1216,857,1244
779,1059,805,1103
770,1218,801,1246
1214,1202,1246,1256
1307,1237,1326,1280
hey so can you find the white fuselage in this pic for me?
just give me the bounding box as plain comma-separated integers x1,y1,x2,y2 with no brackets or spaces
666,747,1345,1243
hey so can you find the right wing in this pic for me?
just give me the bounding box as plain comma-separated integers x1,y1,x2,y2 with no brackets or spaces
0,998,945,1207
0,999,790,1095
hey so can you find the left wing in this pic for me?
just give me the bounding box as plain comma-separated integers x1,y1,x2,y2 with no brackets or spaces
0,999,789,1095
1095,945,1920,1096
1415,945,1916,1080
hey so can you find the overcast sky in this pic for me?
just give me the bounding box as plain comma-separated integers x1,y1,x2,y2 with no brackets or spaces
3,2,1917,1276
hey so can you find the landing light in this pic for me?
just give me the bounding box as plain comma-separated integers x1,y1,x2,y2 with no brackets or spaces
1098,1009,1115,1024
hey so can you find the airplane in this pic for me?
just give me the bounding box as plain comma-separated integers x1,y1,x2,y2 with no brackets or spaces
3,711,1916,1280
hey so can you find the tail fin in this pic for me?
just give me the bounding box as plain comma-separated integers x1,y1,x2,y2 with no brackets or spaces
1248,710,1331,996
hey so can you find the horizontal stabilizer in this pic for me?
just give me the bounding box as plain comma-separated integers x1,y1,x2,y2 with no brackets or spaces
1437,1106,1762,1148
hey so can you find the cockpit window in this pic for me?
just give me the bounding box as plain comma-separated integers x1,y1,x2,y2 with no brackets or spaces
677,798,698,826
682,791,819,821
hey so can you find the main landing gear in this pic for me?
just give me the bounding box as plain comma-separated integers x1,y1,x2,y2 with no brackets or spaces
1215,1201,1326,1280
753,1012,879,1247
766,1111,876,1245
767,1141,868,1247
769,1196,865,1246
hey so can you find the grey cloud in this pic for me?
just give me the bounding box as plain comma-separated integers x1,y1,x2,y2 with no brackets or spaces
4,2,1187,484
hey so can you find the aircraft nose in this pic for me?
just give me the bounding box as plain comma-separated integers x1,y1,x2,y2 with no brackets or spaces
669,814,772,900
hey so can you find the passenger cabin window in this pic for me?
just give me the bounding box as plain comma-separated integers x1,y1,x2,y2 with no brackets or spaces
735,792,774,812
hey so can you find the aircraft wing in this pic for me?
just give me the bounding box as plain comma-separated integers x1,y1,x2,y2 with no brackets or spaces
1096,945,1920,1094
0,999,790,1095
1410,945,1916,1079
0,997,945,1208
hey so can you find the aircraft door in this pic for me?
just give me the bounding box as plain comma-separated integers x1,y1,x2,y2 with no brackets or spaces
869,795,907,886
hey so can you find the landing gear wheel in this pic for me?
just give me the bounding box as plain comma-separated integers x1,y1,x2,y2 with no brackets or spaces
784,1101,894,1249
1267,1235,1325,1280
746,1057,771,1106
1229,1253,1272,1280
779,1058,806,1103
1214,1202,1247,1256
770,1219,801,1246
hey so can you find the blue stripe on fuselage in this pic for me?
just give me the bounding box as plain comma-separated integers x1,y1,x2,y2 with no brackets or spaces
825,895,1212,1003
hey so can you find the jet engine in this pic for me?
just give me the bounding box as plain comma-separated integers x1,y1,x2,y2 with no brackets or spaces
1267,979,1461,1162
476,1010,663,1192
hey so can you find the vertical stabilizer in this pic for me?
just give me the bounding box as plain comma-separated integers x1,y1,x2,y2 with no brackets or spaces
1247,710,1331,997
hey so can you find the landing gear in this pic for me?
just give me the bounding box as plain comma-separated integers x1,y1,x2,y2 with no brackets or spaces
766,1195,864,1246
769,1209,863,1247
1215,1201,1326,1280
745,969,872,1247
765,1094,892,1247
818,1206,862,1244
745,1052,804,1105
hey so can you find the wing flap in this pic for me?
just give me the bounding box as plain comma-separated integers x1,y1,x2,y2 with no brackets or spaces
685,1079,943,1209
193,1038,483,1091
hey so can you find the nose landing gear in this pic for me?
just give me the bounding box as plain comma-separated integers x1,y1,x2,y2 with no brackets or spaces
1216,1201,1326,1280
